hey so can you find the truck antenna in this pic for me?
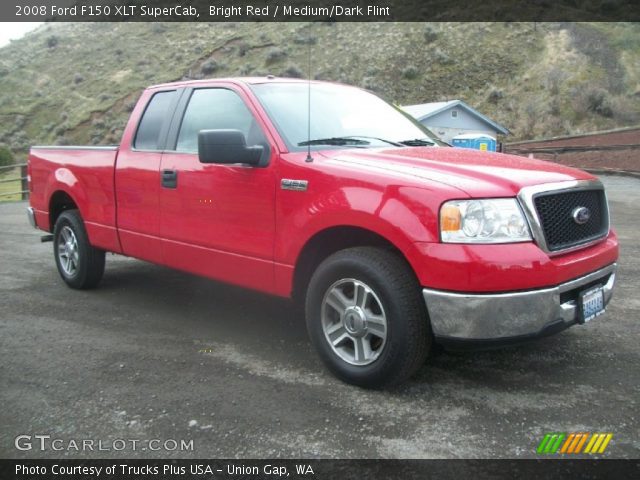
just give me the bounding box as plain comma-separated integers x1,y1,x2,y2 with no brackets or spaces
305,26,313,163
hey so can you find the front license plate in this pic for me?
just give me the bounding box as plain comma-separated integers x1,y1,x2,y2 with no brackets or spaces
580,285,605,324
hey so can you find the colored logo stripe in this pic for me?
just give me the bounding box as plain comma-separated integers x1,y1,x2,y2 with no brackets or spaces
584,433,613,454
561,433,588,453
538,433,613,454
537,433,566,454
559,433,576,454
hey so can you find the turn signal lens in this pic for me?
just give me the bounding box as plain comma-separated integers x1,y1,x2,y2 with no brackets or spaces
440,204,461,232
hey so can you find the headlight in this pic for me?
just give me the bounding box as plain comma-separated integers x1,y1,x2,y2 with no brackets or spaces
440,198,531,243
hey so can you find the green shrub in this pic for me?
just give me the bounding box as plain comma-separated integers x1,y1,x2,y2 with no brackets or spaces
487,88,504,104
0,145,13,168
423,26,438,44
283,65,304,78
239,64,253,75
237,42,250,57
401,66,419,80
361,76,382,92
201,60,219,75
587,89,613,117
265,48,287,65
434,48,453,65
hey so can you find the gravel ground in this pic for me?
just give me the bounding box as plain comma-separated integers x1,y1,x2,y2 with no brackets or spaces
0,174,638,459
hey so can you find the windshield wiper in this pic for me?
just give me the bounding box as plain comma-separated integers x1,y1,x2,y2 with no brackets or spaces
298,137,370,147
343,135,404,147
399,138,436,147
298,136,404,147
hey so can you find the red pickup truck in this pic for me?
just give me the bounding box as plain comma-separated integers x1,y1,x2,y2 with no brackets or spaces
27,77,618,387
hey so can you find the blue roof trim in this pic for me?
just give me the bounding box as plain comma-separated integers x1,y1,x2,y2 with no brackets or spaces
414,100,510,135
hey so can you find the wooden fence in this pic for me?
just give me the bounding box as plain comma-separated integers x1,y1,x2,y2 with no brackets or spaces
0,163,28,201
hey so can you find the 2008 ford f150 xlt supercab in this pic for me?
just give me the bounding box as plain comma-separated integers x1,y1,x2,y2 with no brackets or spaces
28,78,618,387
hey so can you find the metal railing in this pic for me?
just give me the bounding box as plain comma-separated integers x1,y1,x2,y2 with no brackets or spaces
505,143,640,156
0,163,28,201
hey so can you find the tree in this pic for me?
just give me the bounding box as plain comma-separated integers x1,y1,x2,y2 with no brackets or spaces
0,146,14,168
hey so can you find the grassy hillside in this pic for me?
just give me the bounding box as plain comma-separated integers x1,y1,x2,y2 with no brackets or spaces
0,22,638,162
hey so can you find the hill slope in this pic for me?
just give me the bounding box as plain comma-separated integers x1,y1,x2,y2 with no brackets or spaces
0,22,638,160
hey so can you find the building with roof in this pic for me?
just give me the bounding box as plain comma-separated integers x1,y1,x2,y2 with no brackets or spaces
402,100,510,145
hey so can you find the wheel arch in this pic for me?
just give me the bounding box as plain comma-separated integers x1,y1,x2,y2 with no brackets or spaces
49,190,80,232
291,225,420,306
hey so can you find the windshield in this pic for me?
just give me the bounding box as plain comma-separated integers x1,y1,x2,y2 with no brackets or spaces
250,82,445,151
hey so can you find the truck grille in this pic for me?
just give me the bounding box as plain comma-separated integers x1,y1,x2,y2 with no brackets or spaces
533,189,608,252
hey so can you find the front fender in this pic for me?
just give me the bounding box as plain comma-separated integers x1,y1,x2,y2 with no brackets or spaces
276,183,442,270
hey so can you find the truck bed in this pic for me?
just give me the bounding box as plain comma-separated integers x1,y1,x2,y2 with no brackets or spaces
29,145,121,252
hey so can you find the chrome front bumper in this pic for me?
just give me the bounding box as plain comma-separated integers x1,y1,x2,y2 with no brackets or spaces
423,263,617,342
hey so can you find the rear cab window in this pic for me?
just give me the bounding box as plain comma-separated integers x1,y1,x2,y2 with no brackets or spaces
134,90,178,150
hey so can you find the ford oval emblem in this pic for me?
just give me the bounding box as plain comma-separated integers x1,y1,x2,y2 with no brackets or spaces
572,206,591,225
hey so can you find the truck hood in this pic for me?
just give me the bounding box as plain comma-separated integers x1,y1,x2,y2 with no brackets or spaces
322,146,594,197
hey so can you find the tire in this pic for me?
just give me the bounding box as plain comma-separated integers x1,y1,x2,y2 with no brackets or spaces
305,247,430,388
53,209,105,289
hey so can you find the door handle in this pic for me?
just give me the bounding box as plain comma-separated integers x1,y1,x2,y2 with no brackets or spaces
161,169,177,189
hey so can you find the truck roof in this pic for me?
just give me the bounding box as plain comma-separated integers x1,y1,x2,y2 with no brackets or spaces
148,76,329,90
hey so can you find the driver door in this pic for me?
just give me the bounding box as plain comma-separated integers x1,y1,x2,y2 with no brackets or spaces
159,86,277,292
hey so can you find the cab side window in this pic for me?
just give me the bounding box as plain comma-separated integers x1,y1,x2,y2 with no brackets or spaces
175,88,265,153
134,90,177,150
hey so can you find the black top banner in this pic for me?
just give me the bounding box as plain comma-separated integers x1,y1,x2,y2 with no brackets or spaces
5,0,640,22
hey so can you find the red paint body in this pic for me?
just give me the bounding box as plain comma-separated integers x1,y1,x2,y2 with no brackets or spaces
28,78,619,298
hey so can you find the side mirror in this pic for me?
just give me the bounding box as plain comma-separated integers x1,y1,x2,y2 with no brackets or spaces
198,129,263,166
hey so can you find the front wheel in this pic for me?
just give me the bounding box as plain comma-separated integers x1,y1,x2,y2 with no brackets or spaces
53,209,105,289
305,247,430,388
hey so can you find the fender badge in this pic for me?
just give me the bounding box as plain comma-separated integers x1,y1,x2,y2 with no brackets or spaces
281,179,308,191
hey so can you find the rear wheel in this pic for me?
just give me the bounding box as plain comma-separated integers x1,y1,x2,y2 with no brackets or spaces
305,247,430,388
53,209,105,289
